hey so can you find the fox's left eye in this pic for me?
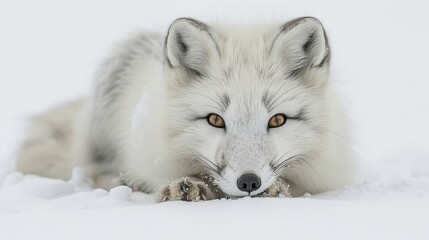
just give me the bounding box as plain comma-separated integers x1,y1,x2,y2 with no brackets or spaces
268,114,287,128
207,113,225,128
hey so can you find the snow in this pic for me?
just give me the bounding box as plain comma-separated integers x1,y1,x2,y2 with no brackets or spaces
1,167,428,239
1,0,429,239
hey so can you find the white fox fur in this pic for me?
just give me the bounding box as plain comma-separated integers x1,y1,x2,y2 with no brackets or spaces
16,17,355,200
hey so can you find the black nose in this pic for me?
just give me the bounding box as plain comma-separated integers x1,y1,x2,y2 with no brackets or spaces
237,173,261,194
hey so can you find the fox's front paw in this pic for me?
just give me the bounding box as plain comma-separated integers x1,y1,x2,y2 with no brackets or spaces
258,178,291,198
158,177,215,202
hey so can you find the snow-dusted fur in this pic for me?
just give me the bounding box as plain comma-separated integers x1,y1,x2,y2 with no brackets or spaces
16,17,355,200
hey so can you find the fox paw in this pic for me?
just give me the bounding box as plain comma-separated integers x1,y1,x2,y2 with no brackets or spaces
158,177,215,202
257,178,291,198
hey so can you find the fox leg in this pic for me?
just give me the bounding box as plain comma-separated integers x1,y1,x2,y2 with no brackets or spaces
157,176,222,202
257,177,292,198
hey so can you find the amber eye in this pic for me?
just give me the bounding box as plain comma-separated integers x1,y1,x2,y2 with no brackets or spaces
207,113,225,128
268,114,287,128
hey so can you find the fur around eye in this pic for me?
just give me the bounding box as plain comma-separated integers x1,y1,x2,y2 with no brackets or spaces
207,113,225,128
268,114,287,128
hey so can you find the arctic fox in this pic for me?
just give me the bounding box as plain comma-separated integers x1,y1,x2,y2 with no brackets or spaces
16,17,355,201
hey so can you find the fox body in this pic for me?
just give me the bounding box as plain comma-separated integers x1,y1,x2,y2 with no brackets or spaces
16,17,355,201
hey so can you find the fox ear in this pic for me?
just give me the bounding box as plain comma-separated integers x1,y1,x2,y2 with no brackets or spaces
165,18,219,76
271,17,330,77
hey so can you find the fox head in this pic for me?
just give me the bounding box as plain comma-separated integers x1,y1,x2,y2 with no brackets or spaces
163,17,331,197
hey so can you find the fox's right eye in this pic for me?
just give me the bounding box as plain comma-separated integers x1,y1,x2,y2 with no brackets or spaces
207,113,225,128
268,113,287,128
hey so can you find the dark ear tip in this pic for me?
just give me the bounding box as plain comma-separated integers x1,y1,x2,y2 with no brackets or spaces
301,16,322,23
282,16,329,51
295,16,322,23
282,16,324,32
169,17,208,31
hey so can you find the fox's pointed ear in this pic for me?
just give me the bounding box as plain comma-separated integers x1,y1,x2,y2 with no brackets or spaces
165,18,220,76
271,17,330,78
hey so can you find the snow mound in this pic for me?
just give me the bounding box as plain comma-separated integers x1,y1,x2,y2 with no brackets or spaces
0,156,428,240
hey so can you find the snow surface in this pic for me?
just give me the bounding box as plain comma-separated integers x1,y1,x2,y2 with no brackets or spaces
1,0,429,239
